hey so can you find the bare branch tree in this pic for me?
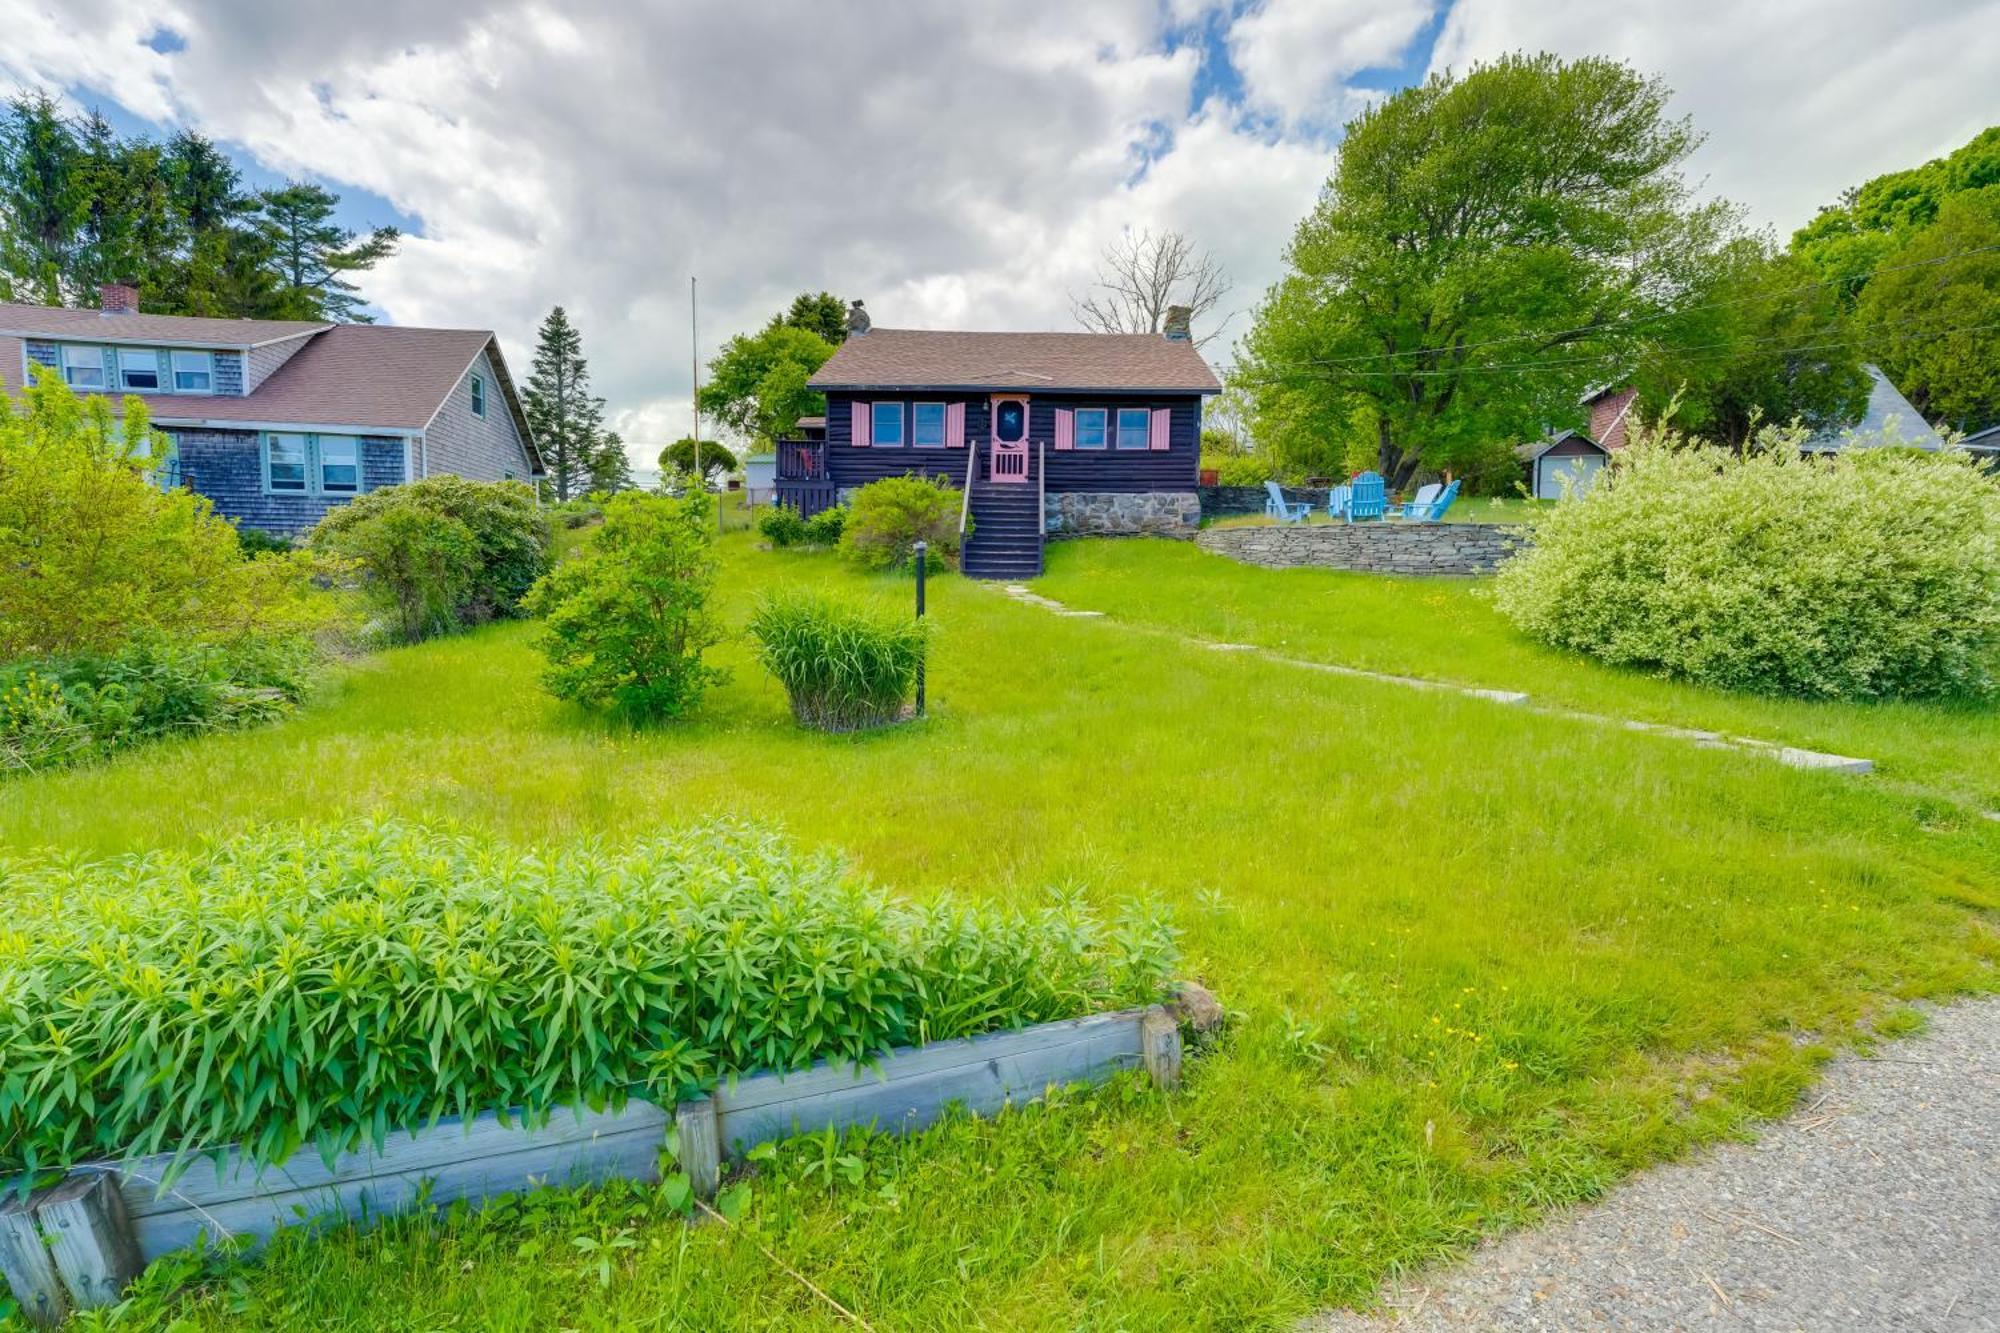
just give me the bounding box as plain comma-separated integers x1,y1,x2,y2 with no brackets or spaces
1071,228,1231,346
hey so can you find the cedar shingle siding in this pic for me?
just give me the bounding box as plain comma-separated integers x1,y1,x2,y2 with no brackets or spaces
422,348,534,481
167,427,406,536
245,336,314,392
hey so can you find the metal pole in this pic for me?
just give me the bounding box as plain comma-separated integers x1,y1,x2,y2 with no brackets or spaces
912,540,927,718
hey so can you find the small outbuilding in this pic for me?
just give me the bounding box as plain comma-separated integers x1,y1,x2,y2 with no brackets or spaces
1517,429,1610,500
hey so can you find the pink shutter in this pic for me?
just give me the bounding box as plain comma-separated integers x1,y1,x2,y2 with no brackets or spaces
1149,407,1171,451
851,400,870,447
1054,407,1074,450
946,401,966,448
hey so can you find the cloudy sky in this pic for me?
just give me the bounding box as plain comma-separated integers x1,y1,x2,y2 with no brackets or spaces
3,0,1995,464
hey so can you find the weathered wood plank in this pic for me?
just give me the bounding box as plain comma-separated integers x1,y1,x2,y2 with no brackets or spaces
38,1173,142,1310
674,1099,721,1198
0,1191,69,1327
1140,1008,1183,1090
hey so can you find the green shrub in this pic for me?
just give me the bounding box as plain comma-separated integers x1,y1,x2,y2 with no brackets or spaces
311,476,551,642
0,819,1177,1177
233,526,294,557
803,504,848,546
1,633,315,774
1493,429,2000,698
758,504,808,547
0,371,332,659
841,475,963,572
749,591,929,730
524,489,727,720
1202,453,1277,487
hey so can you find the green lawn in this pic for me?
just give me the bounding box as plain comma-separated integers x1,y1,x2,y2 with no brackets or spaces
4,532,1997,1330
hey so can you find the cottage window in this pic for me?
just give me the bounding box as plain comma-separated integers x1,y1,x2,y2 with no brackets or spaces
1074,408,1107,449
172,350,213,393
912,402,946,448
1115,407,1151,451
265,433,309,492
871,402,904,447
319,436,360,493
471,373,486,417
119,348,161,391
60,345,105,389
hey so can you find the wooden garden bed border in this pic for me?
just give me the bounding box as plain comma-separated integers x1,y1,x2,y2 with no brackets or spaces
0,1004,1181,1323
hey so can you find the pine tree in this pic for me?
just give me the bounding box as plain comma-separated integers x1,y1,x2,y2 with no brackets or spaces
0,93,85,304
73,110,175,302
523,307,609,502
251,182,399,322
586,429,634,494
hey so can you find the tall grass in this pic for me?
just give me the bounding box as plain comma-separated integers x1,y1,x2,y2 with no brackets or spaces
0,819,1174,1179
748,590,928,730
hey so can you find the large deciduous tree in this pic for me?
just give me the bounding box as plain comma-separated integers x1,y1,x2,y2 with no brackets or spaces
697,322,836,445
523,306,607,502
1238,54,1733,489
1856,191,2000,434
1072,228,1230,346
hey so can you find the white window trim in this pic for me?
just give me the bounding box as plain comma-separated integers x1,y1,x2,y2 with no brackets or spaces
60,344,106,389
471,372,487,417
911,400,946,448
171,349,215,395
263,432,365,497
1074,407,1109,450
318,435,361,494
118,347,162,392
871,401,904,447
1115,407,1151,451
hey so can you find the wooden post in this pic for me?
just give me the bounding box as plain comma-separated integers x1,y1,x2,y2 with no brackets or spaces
674,1098,722,1199
1139,1006,1183,1091
0,1190,69,1327
37,1173,142,1310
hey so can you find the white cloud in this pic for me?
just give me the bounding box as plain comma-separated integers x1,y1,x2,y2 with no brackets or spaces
1229,0,1436,129
1430,0,2000,234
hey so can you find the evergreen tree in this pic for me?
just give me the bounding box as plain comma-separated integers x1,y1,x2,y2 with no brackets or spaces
251,182,399,322
73,110,175,301
776,291,848,344
523,306,607,502
587,430,635,494
0,93,84,304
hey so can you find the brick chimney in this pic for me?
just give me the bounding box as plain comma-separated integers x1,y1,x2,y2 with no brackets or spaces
100,281,140,315
847,298,870,336
1163,305,1192,342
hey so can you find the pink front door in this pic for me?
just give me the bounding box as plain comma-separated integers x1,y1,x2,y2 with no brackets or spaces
990,396,1029,482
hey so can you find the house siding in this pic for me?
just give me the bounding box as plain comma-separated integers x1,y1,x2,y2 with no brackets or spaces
1,335,24,395
822,391,1201,493
24,337,244,397
421,348,534,482
245,336,313,393
166,427,405,536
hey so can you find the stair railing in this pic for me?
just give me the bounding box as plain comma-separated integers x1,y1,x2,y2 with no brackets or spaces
959,438,979,540
1037,440,1046,543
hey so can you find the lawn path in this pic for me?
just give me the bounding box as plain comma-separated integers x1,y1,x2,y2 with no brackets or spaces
998,584,1876,775
1307,996,2000,1332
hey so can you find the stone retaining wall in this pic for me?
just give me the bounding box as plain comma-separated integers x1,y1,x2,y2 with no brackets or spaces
1196,521,1528,575
1197,485,1332,519
1046,491,1201,539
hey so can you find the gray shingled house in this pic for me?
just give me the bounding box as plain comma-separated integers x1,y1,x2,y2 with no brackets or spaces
0,282,543,535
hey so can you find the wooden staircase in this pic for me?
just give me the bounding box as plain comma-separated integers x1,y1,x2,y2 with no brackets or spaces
961,480,1044,579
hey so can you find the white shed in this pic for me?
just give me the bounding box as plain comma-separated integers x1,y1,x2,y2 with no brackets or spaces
1518,430,1611,500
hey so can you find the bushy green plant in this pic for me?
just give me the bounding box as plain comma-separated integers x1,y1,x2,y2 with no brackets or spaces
0,371,332,659
311,476,551,641
233,526,295,557
524,489,727,720
1202,453,1278,487
1,633,314,774
0,819,1177,1177
841,475,963,572
749,591,928,730
803,504,848,546
758,504,808,547
1493,428,2000,698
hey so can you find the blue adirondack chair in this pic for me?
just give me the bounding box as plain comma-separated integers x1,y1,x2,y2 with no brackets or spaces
1385,482,1442,520
1405,479,1461,523
1345,471,1387,523
1327,484,1353,520
1264,480,1312,523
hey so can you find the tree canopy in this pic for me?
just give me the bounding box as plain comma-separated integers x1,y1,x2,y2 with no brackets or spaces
1856,191,2000,434
523,306,608,503
658,437,738,480
1791,127,2000,302
697,321,836,446
1238,54,1735,487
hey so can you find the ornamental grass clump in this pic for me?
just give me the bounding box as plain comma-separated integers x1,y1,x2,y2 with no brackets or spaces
1493,426,2000,699
0,820,1175,1178
748,591,928,730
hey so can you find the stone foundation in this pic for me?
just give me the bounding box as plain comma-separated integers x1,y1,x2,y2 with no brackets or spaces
1196,521,1528,575
1046,491,1201,539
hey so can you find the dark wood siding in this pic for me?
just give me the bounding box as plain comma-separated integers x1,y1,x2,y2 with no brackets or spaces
824,391,1202,494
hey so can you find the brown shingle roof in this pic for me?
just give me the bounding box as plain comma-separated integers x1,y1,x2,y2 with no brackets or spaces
0,302,328,346
809,328,1220,392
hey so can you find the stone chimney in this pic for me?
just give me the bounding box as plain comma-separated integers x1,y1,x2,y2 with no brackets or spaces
847,298,871,336
1163,305,1192,342
100,281,140,315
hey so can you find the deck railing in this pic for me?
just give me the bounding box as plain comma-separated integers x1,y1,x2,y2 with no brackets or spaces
776,438,827,481
959,439,979,539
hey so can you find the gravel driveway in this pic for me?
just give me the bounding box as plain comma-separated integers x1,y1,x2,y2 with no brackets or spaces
1310,996,2000,1332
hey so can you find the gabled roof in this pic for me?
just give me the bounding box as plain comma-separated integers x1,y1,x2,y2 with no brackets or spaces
1803,365,1945,452
0,302,328,347
1962,423,2000,451
1515,428,1607,462
809,328,1220,393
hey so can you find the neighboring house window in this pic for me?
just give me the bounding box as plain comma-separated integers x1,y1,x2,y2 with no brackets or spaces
265,433,309,492
1074,408,1108,450
912,402,946,448
471,373,486,417
1115,407,1150,451
319,436,360,493
60,345,105,389
171,350,213,393
119,348,161,391
871,402,904,447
